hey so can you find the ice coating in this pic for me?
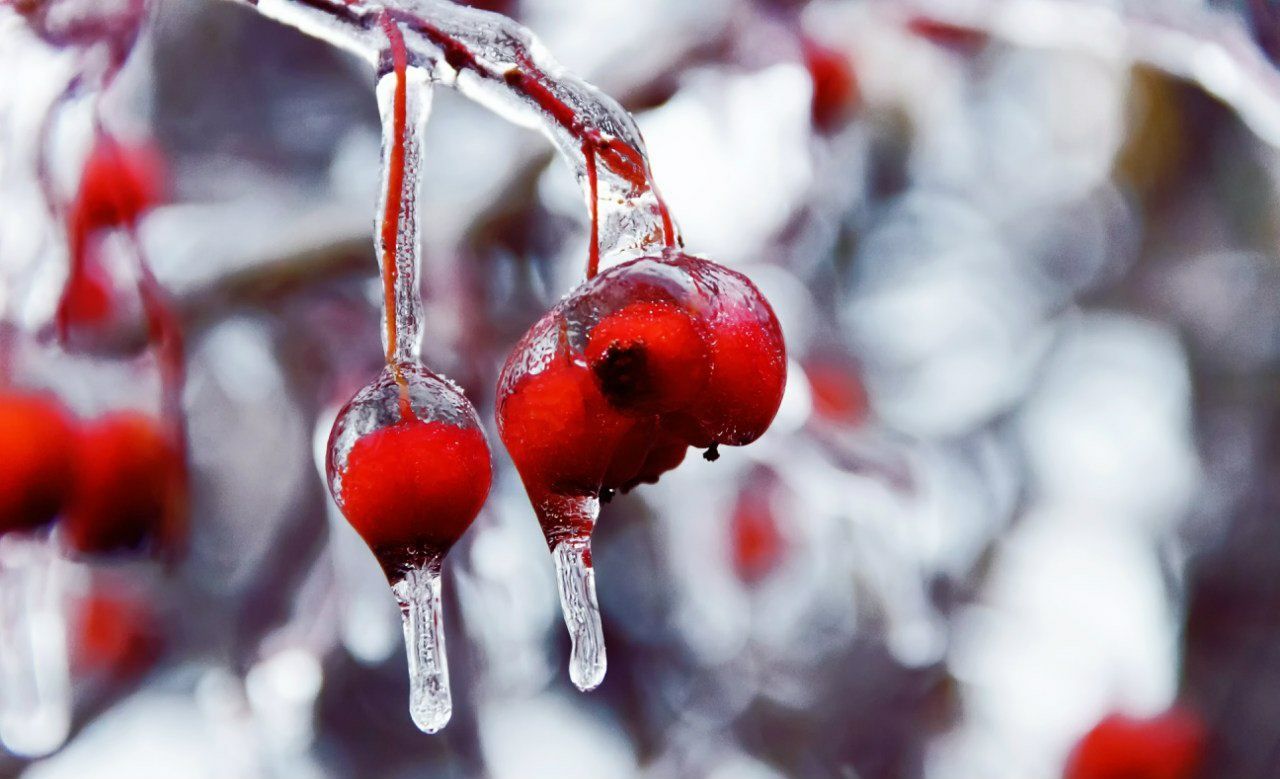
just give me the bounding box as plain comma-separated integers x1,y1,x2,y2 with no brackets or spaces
322,14,490,734
228,0,677,270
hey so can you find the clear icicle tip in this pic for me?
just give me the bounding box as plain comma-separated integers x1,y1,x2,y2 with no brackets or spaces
552,538,606,692
392,562,452,733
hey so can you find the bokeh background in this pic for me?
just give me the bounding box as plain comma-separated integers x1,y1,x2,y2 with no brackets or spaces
5,0,1280,776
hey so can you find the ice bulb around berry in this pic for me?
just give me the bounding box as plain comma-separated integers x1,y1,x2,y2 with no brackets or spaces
497,250,786,689
327,363,491,733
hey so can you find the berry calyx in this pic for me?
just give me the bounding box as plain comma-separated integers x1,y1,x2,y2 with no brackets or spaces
0,391,77,535
64,411,184,556
585,300,709,414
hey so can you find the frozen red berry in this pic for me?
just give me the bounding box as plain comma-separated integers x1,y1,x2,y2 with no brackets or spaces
338,418,491,563
497,251,786,544
0,391,77,534
328,363,493,578
64,411,184,556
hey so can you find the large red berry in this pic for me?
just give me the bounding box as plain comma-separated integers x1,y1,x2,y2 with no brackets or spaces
497,251,786,541
65,411,184,556
1064,708,1205,779
0,391,77,534
328,363,493,577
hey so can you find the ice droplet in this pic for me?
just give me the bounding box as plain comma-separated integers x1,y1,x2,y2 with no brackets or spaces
392,562,451,733
552,538,606,692
0,534,70,758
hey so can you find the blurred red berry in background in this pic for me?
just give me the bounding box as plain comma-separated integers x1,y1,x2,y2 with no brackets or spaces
1064,708,1206,779
65,411,184,556
0,391,78,535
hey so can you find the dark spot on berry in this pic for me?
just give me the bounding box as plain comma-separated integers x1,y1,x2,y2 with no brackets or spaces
703,443,720,462
600,487,615,504
593,342,655,410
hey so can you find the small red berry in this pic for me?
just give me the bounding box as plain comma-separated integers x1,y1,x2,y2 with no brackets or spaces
72,590,161,679
328,364,493,578
338,418,491,562
0,391,77,534
65,411,184,556
69,136,165,243
802,38,859,134
730,468,788,584
1065,708,1206,779
804,356,868,425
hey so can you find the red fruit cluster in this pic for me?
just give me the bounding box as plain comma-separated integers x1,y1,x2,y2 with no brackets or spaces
1065,709,1205,779
497,252,786,543
328,365,493,578
0,391,183,557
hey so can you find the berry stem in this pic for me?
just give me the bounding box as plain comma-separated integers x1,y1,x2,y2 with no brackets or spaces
552,536,606,691
584,141,600,279
0,533,70,758
391,560,452,734
375,15,432,416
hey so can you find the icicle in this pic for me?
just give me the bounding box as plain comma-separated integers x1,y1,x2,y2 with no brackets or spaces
391,561,451,733
0,534,70,758
552,536,606,692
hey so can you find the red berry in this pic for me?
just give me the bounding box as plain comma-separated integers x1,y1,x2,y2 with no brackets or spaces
803,38,859,134
1064,708,1205,779
65,412,184,556
730,467,788,584
338,418,491,563
0,392,77,534
73,590,161,679
804,356,868,425
67,136,165,262
328,364,493,577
